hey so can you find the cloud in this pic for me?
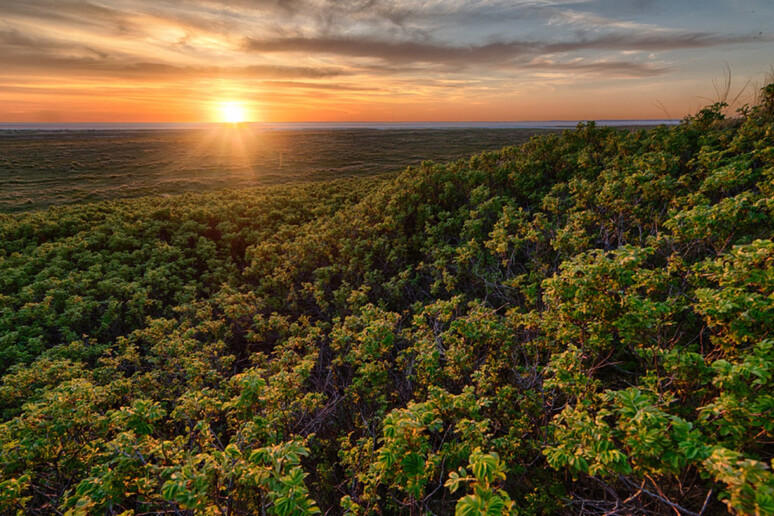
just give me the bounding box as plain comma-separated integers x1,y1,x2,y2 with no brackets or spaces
524,59,669,78
243,31,767,68
260,80,375,91
119,62,349,80
4,0,770,73
189,0,308,13
547,8,662,31
0,28,44,48
0,50,348,81
243,36,537,65
546,32,771,53
0,0,137,33
0,27,111,61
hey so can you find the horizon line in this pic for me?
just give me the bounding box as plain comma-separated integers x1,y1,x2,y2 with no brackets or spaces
0,119,681,129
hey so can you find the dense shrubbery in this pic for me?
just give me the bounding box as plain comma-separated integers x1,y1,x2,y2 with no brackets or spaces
0,88,772,515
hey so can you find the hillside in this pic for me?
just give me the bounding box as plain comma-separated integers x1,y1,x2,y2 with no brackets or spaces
0,87,773,515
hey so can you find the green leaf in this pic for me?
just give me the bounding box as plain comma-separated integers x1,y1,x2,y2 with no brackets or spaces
756,491,774,515
401,453,425,476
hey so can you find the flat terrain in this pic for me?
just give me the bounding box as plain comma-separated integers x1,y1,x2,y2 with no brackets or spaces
0,127,553,212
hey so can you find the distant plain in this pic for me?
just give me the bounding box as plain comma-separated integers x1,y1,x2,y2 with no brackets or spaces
0,127,560,213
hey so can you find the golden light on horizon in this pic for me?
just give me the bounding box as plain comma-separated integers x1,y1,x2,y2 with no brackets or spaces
219,101,249,123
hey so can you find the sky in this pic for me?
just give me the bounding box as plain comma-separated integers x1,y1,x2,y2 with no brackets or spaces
0,0,772,123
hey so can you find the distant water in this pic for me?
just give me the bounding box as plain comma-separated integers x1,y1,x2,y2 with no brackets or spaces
0,123,677,213
0,120,678,132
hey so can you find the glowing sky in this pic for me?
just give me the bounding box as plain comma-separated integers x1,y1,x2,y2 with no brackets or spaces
1,0,772,122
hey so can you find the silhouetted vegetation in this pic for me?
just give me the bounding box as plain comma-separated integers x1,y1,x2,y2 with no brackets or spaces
0,87,772,515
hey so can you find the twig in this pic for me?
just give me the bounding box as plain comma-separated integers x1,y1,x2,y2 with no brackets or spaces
698,488,713,516
620,476,700,516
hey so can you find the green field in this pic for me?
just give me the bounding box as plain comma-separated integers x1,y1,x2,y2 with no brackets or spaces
0,89,773,515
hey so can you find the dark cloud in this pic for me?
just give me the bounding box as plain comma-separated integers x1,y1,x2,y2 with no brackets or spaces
0,0,137,33
524,60,670,78
0,28,43,48
0,28,111,60
190,0,307,13
0,51,348,80
243,36,538,65
118,62,349,80
547,32,771,53
243,31,768,67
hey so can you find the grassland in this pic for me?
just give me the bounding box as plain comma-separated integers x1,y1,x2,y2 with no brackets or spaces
0,127,552,213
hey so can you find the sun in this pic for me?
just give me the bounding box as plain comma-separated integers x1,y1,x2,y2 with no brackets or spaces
219,101,249,123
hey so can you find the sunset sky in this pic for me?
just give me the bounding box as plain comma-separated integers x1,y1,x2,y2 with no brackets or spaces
1,0,772,123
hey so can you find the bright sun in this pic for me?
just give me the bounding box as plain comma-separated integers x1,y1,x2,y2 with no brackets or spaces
220,101,248,123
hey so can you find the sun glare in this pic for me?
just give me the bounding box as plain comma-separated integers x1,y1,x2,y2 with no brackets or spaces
220,101,248,123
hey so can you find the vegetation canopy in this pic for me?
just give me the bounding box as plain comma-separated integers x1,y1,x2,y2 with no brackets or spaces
0,85,773,515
